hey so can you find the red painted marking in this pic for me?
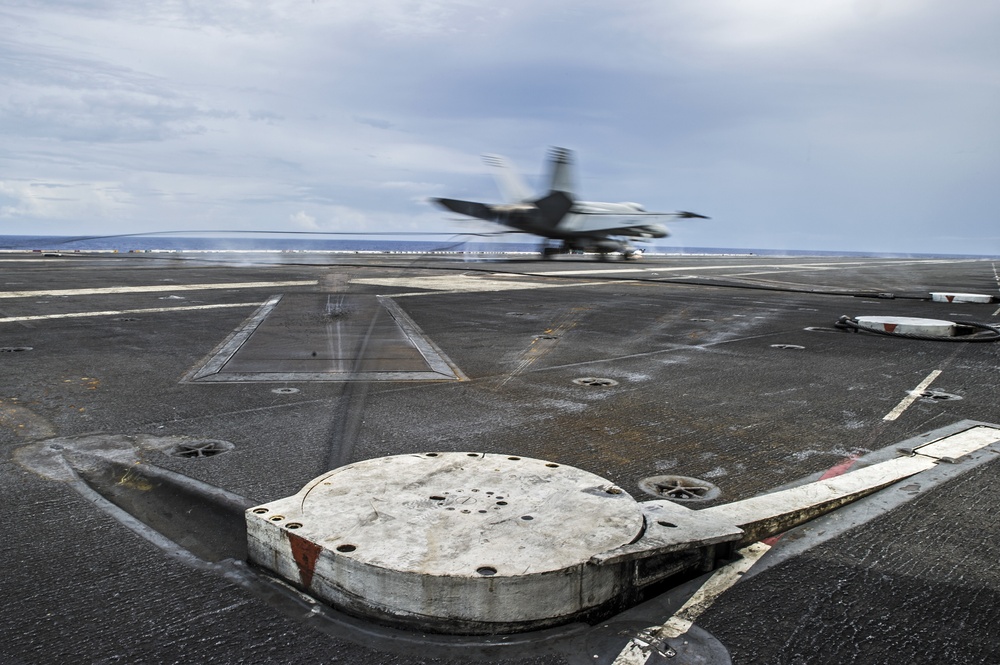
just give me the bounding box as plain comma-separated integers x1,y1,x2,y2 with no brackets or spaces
883,323,898,333
287,531,322,589
818,453,861,480
761,453,861,547
946,295,955,303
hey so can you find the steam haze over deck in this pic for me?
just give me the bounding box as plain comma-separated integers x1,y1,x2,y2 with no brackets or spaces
1,1,998,255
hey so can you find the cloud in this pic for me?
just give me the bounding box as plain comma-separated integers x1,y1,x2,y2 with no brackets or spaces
288,210,318,230
354,116,393,130
0,179,132,220
0,1,997,254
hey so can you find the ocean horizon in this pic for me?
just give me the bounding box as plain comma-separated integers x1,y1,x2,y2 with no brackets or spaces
0,234,996,260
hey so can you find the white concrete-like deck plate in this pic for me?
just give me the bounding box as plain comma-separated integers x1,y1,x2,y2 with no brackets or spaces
930,292,993,303
246,453,646,631
251,452,642,576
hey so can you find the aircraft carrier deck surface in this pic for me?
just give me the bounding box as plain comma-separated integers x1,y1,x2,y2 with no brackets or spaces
3,251,1000,664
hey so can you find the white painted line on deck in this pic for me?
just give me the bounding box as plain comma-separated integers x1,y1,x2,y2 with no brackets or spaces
0,302,263,324
612,542,771,664
525,268,649,276
352,275,613,294
0,258,75,263
533,259,977,279
883,370,943,421
0,280,317,299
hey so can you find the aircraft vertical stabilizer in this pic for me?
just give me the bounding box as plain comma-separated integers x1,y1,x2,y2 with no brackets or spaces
546,147,574,195
482,154,533,204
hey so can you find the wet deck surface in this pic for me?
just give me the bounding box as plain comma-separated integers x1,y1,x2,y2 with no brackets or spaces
3,251,1000,664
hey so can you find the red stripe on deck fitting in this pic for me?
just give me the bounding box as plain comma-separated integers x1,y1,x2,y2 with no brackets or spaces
762,453,862,546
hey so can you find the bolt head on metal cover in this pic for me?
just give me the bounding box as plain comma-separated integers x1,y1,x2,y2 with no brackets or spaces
246,452,643,634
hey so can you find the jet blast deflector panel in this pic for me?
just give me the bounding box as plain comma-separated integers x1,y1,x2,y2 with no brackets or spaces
186,294,465,382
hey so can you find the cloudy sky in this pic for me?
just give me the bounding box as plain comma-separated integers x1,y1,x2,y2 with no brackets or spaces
1,1,998,254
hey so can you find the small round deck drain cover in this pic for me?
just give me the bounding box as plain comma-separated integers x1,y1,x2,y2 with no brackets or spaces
639,475,721,502
271,387,300,395
573,377,619,387
169,439,234,458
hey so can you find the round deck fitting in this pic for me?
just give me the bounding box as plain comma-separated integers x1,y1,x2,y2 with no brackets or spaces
639,475,721,502
246,453,644,634
854,316,957,337
930,292,994,304
573,377,619,387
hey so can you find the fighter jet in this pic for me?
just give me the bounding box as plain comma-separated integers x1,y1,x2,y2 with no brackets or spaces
431,147,707,260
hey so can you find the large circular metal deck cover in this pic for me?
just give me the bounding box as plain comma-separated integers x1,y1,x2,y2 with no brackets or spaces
246,452,644,632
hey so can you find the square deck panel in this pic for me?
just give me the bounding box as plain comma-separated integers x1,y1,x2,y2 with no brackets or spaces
186,294,465,382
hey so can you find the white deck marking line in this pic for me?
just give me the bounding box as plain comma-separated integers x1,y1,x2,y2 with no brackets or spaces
524,268,648,276
387,283,614,297
0,302,263,324
612,542,771,664
0,280,317,299
533,259,978,278
883,370,943,421
355,276,613,294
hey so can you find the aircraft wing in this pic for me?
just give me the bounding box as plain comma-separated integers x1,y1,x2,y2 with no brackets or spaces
430,198,497,223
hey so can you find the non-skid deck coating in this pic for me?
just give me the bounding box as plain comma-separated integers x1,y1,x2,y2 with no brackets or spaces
3,251,1000,665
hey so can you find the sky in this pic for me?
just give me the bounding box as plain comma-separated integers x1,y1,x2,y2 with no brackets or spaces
1,0,998,255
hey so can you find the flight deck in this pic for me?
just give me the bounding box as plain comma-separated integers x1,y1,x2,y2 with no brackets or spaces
2,251,1000,664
